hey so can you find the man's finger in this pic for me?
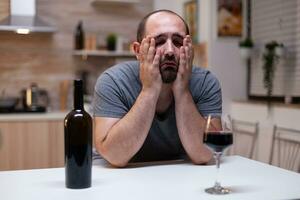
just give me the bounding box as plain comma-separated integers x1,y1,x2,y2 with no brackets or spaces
179,46,186,73
187,36,193,59
153,48,161,68
185,35,193,66
147,38,156,62
183,38,189,67
141,36,150,57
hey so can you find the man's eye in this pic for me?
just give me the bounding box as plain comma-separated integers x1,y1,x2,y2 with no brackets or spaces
173,40,183,47
155,39,165,46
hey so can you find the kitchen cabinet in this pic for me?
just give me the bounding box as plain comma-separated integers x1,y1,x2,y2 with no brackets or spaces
0,114,65,171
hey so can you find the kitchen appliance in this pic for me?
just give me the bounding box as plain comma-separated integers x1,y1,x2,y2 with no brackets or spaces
21,83,49,112
0,84,49,114
0,97,19,112
0,89,19,112
0,0,56,34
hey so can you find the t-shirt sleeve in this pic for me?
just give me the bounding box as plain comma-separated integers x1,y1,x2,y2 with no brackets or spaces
93,72,128,118
196,72,222,117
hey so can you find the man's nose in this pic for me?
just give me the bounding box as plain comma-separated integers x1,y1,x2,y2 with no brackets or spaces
164,40,175,56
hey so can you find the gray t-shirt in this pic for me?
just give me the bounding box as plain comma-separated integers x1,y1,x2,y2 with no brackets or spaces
93,61,222,162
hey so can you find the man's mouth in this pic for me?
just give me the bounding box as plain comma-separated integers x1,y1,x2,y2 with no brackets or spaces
160,61,177,70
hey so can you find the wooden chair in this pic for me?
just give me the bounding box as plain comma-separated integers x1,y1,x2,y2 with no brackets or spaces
269,126,300,172
230,119,259,159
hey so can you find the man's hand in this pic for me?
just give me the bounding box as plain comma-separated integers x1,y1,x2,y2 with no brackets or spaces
172,35,194,97
138,36,162,94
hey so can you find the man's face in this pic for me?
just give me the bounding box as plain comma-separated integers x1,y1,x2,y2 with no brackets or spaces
144,13,187,83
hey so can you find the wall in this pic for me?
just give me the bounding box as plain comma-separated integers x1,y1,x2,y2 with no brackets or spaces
0,0,153,110
153,0,188,18
250,0,300,97
207,0,247,114
209,43,247,114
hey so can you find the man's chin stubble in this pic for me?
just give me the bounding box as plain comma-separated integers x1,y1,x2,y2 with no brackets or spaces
161,70,177,83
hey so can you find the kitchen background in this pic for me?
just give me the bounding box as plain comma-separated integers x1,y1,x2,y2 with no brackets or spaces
0,0,300,112
0,0,152,111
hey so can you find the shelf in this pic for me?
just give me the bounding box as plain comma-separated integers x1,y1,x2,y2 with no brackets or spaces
73,50,136,58
91,0,139,6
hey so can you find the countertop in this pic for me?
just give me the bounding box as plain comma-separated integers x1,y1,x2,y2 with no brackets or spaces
0,111,68,122
0,156,299,200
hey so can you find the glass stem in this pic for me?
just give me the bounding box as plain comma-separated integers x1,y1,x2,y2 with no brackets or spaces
214,151,222,189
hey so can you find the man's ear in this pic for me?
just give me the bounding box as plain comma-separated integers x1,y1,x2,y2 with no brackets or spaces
132,42,141,60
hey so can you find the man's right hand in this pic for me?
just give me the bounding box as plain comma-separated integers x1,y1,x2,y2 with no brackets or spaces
138,36,162,94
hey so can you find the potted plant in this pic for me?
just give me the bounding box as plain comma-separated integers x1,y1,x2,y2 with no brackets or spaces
239,37,254,60
262,41,281,102
106,33,117,51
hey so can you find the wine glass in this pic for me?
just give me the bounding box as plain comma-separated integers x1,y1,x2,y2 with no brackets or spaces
203,114,233,195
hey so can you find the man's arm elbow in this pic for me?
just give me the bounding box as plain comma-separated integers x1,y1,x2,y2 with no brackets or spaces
103,153,130,168
190,152,213,165
109,160,129,168
191,158,211,165
95,141,129,168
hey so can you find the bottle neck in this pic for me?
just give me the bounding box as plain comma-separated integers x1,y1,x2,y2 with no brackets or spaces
77,25,82,32
74,80,84,110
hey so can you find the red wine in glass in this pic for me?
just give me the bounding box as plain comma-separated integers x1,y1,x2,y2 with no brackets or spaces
203,115,233,195
203,131,233,152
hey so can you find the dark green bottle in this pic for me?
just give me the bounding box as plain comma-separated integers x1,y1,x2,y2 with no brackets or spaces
64,79,92,189
74,21,84,50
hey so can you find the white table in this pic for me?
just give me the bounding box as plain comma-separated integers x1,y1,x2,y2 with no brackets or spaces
0,156,299,200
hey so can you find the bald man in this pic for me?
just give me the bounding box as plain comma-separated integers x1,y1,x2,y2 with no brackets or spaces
93,10,222,167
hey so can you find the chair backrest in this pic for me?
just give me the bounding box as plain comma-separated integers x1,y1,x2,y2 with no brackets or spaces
230,119,259,159
269,126,300,172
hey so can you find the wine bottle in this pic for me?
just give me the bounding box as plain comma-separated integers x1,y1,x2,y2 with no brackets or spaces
74,21,85,50
64,79,92,189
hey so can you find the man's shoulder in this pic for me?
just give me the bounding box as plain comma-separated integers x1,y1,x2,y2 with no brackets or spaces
98,60,140,84
190,66,217,81
191,66,210,74
189,66,220,95
104,60,139,76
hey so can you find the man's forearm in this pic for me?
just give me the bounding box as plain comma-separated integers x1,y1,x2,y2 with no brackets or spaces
100,90,159,167
174,91,212,164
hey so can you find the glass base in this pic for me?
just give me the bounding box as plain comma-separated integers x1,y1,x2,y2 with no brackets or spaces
205,182,230,195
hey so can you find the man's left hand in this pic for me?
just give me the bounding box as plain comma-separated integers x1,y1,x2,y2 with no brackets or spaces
172,35,194,97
